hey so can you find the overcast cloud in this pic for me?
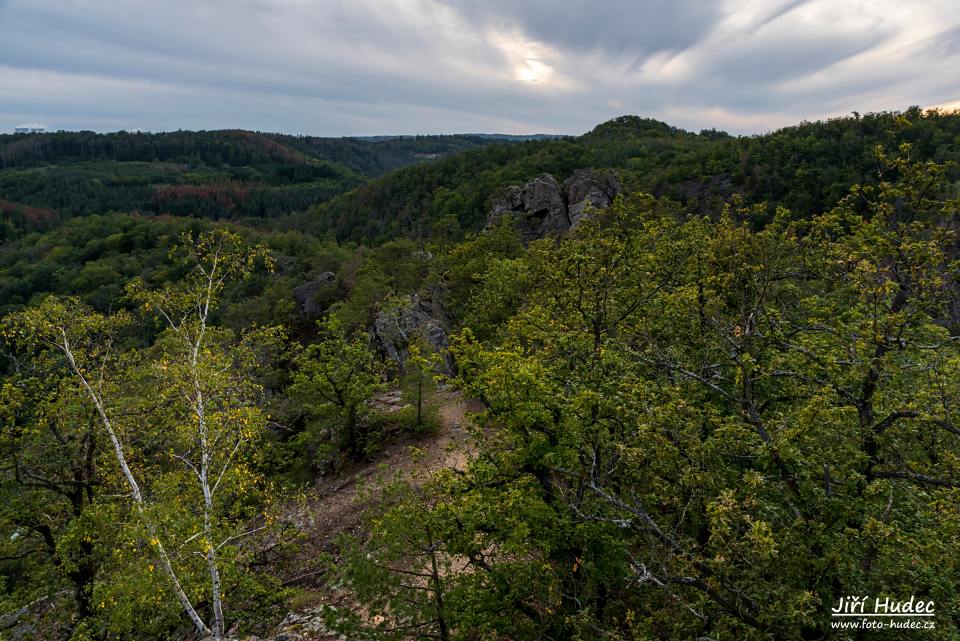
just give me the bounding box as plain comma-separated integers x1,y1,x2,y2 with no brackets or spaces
0,0,957,135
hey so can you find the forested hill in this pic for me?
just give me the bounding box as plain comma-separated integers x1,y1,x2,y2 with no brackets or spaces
0,129,515,238
271,132,562,176
0,129,513,175
4,109,959,319
311,108,960,242
5,110,960,246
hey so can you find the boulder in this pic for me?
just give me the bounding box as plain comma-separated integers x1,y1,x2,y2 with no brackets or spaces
0,590,73,641
564,168,621,229
486,169,621,242
369,293,454,377
267,606,344,641
292,271,337,319
488,184,523,218
368,388,407,413
520,173,569,239
488,174,568,243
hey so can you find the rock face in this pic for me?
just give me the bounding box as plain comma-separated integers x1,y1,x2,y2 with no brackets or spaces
292,271,337,319
369,293,454,377
231,606,342,641
487,169,621,242
564,168,621,229
367,388,410,414
0,590,73,641
265,606,343,640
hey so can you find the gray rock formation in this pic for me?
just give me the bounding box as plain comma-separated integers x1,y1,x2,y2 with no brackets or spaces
519,173,569,239
0,590,72,641
292,271,337,319
486,169,621,242
564,168,621,229
242,605,343,641
369,293,454,377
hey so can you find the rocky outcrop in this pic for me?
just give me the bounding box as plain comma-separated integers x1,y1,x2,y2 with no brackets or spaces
292,271,337,319
233,606,342,641
369,293,454,377
0,590,73,641
487,169,621,242
564,168,621,229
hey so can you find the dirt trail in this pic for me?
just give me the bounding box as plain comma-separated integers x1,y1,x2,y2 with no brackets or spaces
290,388,482,553
267,388,483,640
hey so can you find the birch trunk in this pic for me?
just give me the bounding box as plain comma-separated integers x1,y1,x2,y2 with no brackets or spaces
60,333,211,637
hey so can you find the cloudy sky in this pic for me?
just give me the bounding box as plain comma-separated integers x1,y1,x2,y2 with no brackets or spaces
1,0,958,136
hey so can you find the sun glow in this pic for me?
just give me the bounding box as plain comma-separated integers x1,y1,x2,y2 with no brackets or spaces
516,57,553,84
928,99,960,112
488,30,567,88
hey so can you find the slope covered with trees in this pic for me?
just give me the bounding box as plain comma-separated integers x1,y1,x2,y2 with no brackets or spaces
2,110,960,640
312,108,960,242
0,130,519,236
330,147,960,640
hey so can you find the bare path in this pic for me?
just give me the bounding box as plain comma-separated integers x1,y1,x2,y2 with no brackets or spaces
263,389,482,640
289,387,481,555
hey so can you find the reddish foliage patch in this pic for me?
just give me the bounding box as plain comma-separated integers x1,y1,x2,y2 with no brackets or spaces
226,130,303,164
0,198,59,228
153,184,248,212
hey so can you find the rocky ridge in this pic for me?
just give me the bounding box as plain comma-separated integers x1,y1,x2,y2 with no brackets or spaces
368,291,454,377
486,168,621,242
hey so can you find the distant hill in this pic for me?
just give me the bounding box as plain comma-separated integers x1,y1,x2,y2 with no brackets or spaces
308,109,960,243
0,129,521,236
351,133,565,142
268,132,526,177
3,110,960,246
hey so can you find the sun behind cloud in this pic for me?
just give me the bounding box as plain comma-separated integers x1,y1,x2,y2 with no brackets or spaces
485,29,574,90
515,57,552,83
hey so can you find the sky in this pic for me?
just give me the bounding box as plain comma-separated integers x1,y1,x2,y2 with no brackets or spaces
1,0,958,136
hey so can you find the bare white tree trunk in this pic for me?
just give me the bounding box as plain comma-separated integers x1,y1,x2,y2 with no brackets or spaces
191,250,226,639
195,383,225,639
60,333,211,637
